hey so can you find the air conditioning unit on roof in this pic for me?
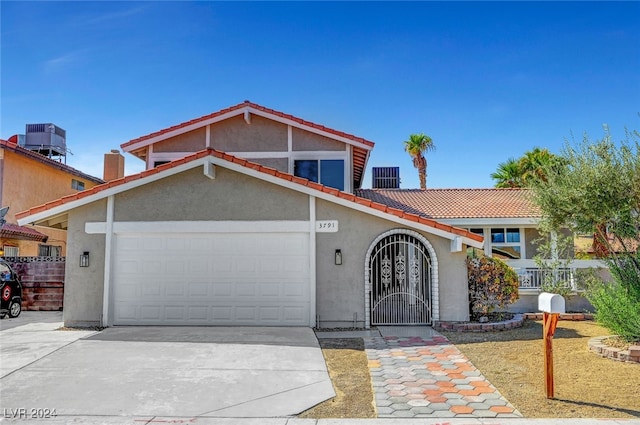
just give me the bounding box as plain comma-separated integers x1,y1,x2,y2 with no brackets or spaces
23,123,67,159
372,167,400,189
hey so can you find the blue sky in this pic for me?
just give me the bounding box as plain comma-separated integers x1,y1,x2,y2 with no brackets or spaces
2,1,639,188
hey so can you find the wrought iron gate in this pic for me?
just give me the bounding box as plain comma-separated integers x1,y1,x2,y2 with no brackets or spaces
369,233,432,325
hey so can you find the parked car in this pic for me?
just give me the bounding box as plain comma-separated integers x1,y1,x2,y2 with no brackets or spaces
0,259,22,318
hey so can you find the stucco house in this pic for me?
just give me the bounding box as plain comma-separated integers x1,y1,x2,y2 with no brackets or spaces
16,101,600,327
16,101,488,328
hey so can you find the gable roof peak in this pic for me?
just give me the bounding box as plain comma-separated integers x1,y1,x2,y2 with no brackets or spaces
120,101,376,152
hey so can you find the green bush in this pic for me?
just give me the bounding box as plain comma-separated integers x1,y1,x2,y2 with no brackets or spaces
467,257,520,316
586,252,640,342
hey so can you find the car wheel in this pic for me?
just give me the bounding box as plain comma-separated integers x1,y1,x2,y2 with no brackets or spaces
8,300,21,318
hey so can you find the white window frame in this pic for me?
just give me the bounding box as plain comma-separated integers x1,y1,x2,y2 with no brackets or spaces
290,151,349,192
3,246,19,257
468,227,526,259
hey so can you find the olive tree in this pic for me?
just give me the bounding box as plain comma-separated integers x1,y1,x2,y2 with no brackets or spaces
531,128,640,341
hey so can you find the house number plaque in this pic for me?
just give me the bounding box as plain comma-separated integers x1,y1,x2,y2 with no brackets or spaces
316,220,339,233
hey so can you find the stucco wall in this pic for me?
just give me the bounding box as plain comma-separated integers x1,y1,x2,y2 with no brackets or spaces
1,149,100,256
63,199,107,327
315,198,469,327
2,150,99,222
153,128,206,152
510,292,594,313
211,115,288,152
114,167,309,221
62,165,470,327
292,127,346,151
246,157,288,172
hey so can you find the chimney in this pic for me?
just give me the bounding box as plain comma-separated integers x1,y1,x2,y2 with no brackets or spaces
103,149,125,181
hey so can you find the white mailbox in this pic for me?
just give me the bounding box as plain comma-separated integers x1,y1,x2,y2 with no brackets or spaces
538,292,565,314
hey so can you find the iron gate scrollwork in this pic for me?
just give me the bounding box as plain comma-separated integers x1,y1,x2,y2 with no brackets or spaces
369,233,432,325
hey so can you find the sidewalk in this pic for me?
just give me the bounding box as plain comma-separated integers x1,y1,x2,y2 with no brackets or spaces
2,416,638,424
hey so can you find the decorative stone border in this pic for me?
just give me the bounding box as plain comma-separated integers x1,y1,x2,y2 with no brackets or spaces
588,336,640,364
523,312,594,321
436,311,595,332
434,314,525,332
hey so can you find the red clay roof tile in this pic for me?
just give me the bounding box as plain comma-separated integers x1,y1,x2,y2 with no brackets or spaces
0,223,49,242
355,188,539,219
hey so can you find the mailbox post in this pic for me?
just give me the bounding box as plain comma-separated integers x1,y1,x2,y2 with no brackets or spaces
538,292,565,399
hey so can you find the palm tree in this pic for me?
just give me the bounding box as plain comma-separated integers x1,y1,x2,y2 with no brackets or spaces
491,148,560,188
519,147,556,185
491,158,524,188
404,133,435,189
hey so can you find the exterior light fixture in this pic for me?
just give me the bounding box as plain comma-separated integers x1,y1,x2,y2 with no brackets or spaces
80,252,90,267
335,249,342,265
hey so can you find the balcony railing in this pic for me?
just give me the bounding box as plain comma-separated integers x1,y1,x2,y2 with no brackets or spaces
505,259,608,291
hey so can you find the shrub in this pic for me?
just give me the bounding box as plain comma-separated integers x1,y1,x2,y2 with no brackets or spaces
467,257,520,317
586,252,640,342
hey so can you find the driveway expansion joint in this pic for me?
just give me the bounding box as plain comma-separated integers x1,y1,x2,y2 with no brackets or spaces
365,330,522,418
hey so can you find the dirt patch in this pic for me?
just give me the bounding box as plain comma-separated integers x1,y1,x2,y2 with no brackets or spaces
603,335,639,350
443,320,640,418
298,338,376,418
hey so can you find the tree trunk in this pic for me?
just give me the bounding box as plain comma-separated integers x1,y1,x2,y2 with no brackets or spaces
413,155,427,189
593,223,610,258
419,170,427,189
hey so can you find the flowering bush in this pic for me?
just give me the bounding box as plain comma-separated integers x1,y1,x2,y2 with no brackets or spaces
467,257,519,316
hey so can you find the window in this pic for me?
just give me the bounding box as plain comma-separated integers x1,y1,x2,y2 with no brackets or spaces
490,228,522,259
2,246,19,257
294,159,344,191
71,179,85,191
154,161,170,167
466,227,524,260
38,245,61,257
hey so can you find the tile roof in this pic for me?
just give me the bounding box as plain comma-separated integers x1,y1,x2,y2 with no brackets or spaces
0,138,104,184
0,223,48,242
355,188,540,219
16,149,482,244
121,100,376,150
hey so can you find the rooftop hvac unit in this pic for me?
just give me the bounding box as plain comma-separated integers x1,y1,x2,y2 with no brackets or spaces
24,123,67,158
372,166,400,189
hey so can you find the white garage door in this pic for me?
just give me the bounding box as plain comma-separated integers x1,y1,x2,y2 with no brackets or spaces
112,232,310,326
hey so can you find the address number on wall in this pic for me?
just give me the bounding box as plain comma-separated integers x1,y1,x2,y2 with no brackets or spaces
316,220,339,233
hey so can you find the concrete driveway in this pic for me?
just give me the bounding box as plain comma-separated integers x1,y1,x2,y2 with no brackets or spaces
0,313,334,421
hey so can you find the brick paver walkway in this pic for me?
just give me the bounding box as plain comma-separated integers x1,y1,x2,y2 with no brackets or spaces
365,328,522,418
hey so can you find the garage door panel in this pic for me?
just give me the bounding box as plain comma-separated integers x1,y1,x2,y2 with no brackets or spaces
113,231,310,326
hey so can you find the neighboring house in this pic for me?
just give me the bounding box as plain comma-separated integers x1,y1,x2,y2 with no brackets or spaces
355,188,606,312
16,101,483,328
0,136,103,257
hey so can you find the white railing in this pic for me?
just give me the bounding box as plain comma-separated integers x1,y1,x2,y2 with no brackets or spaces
505,259,608,291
